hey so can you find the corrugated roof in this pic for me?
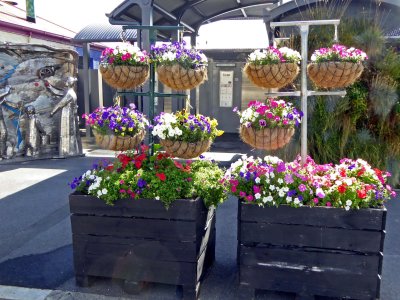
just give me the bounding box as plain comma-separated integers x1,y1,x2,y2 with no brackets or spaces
72,23,137,43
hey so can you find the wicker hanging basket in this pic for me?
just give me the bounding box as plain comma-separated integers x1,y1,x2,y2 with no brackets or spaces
156,64,207,90
240,125,295,150
99,65,150,89
243,62,299,89
307,62,364,88
160,139,211,159
93,130,146,151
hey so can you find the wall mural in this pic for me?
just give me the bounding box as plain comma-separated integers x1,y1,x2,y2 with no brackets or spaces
0,43,82,161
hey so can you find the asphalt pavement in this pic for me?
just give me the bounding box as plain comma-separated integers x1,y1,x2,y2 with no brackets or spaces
0,134,399,300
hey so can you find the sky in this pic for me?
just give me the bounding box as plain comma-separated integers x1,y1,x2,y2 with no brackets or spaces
16,0,268,49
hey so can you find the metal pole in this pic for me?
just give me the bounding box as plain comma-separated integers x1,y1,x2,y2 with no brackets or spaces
82,43,91,138
300,25,309,165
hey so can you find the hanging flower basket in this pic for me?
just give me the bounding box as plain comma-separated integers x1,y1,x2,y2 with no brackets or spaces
159,138,212,159
152,41,208,90
243,47,301,89
244,63,299,89
152,110,223,159
83,105,149,152
235,98,302,151
100,65,149,89
93,129,145,151
307,44,368,89
156,64,207,90
240,125,294,150
99,44,150,90
307,61,364,88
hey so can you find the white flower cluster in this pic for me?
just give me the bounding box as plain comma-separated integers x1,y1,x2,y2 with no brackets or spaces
152,113,183,140
81,170,102,193
279,47,301,61
248,49,279,62
239,107,259,125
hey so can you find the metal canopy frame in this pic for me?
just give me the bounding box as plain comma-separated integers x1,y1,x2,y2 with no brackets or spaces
107,0,279,41
267,19,346,164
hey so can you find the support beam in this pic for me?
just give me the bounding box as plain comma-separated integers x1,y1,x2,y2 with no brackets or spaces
82,42,91,138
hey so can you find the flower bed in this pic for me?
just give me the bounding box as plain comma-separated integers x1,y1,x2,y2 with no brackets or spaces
99,43,150,89
151,41,208,90
307,44,367,88
243,47,301,89
152,110,223,159
83,104,148,151
235,98,302,150
223,154,395,299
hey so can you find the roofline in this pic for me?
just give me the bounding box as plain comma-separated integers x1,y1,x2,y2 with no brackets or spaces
0,20,106,50
0,20,72,44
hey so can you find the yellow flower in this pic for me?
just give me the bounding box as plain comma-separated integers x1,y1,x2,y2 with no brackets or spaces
121,127,126,131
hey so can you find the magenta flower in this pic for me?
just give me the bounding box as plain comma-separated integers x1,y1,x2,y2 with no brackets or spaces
239,191,246,198
253,185,261,194
298,184,307,192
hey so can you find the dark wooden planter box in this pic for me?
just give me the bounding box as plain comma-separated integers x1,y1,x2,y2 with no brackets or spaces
69,192,216,299
238,201,387,300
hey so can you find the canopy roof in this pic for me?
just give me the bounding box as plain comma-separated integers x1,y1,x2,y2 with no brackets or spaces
107,0,279,38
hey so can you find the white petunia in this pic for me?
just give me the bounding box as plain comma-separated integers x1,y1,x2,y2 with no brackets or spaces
346,199,352,206
294,198,300,205
255,177,261,184
255,193,261,199
102,188,107,195
155,196,160,200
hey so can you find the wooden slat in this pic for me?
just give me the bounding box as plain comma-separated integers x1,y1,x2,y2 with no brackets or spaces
70,192,205,221
75,253,196,286
240,245,382,275
72,235,198,262
71,215,198,241
240,222,384,253
240,265,380,299
240,202,386,231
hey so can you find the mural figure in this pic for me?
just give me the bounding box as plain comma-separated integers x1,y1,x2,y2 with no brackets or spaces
0,43,80,162
0,85,12,159
49,76,80,157
0,85,23,159
24,105,46,157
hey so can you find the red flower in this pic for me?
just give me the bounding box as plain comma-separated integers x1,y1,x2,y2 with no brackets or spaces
357,189,367,199
135,161,142,169
340,168,346,177
357,168,365,177
156,173,166,181
105,165,114,171
337,185,346,193
117,153,133,168
174,161,191,172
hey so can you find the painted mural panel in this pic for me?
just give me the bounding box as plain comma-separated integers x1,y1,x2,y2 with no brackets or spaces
0,43,82,161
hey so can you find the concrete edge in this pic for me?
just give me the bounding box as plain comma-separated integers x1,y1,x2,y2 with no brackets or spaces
0,285,130,300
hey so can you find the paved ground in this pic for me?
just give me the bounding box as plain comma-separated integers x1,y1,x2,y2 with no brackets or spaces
0,134,399,299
